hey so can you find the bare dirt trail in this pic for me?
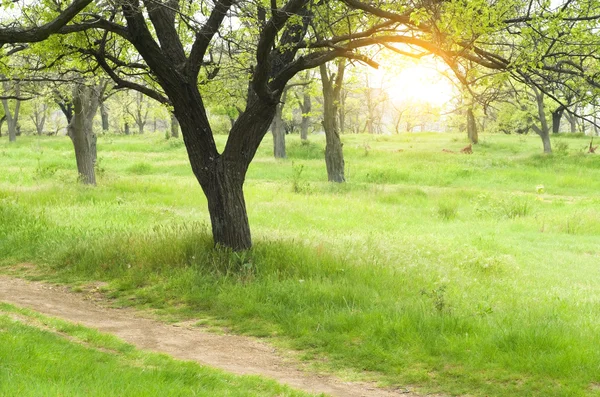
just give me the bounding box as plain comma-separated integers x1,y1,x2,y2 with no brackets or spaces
0,275,420,397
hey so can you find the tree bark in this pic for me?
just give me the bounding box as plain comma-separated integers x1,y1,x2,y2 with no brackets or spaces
68,84,100,185
202,160,251,250
320,60,346,183
467,107,478,144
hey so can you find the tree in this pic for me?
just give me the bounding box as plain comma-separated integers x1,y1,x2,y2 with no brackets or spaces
1,79,22,142
68,83,101,184
125,90,149,134
320,59,346,182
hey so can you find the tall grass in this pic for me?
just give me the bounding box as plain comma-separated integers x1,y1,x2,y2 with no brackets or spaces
1,132,600,396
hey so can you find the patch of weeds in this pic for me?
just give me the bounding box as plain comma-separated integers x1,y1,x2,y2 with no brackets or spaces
127,162,154,175
553,140,570,156
436,200,458,221
167,139,185,149
502,196,531,219
291,162,311,194
474,194,532,219
287,140,323,160
34,161,58,179
361,140,371,156
95,156,106,178
421,285,450,314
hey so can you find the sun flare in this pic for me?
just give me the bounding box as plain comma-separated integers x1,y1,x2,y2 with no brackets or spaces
369,61,456,107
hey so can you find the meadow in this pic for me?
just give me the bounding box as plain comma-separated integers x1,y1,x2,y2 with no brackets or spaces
1,131,600,396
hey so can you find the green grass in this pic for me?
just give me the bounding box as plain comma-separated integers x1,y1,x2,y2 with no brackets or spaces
1,132,600,396
0,303,314,396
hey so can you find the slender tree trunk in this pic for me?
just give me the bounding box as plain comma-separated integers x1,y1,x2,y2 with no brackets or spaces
100,101,109,132
300,93,311,141
565,112,577,133
533,88,551,153
1,82,21,142
320,61,346,183
137,120,145,135
552,105,565,134
271,103,286,158
170,114,179,138
339,90,346,134
68,84,100,185
271,86,291,158
467,107,478,144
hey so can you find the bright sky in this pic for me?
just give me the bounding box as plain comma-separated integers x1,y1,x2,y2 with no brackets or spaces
369,59,456,107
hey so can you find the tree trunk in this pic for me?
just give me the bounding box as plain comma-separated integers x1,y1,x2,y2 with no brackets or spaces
552,105,565,134
320,61,346,183
565,112,577,133
533,87,551,153
170,85,277,250
339,89,346,134
467,107,478,144
100,101,109,132
137,121,145,135
1,81,21,143
68,84,100,185
170,114,179,138
300,93,311,141
124,122,130,135
271,102,286,158
202,160,251,250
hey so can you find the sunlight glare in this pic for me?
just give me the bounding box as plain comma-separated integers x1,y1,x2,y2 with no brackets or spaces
370,61,456,107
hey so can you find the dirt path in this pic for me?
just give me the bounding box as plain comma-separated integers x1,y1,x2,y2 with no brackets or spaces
0,276,420,397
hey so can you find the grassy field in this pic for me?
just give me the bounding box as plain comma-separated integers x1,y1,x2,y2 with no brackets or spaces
0,302,313,396
1,131,600,396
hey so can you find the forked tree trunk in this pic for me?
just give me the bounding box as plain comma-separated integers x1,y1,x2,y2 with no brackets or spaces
532,87,552,154
467,107,478,144
68,84,100,185
172,88,277,250
320,60,346,182
170,114,180,138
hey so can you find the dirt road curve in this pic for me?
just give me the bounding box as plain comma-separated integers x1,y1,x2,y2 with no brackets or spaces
0,276,419,397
